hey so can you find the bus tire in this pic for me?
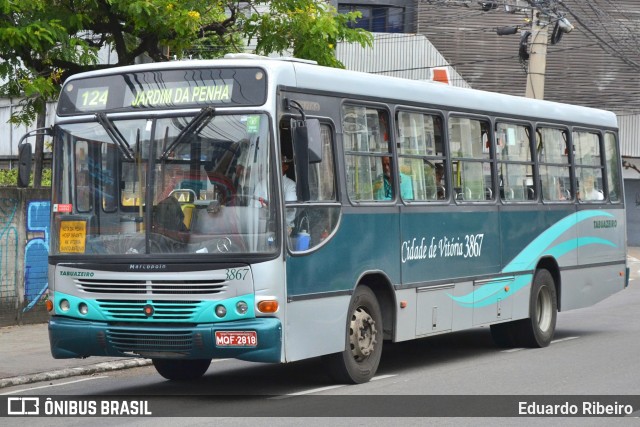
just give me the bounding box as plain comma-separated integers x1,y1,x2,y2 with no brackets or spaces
518,268,558,347
322,286,383,384
152,358,211,381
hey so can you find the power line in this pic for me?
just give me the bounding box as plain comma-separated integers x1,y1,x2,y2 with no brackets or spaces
558,0,640,70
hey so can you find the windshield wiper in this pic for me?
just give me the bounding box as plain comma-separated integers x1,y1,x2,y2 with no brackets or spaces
96,113,135,161
161,106,216,160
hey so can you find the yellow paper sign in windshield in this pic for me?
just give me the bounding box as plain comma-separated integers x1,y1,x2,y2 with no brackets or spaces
59,220,87,253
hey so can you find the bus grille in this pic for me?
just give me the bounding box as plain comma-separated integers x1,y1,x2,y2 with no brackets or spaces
106,329,193,354
76,279,227,295
97,300,202,321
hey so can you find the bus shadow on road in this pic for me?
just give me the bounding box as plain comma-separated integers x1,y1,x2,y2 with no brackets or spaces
103,325,605,396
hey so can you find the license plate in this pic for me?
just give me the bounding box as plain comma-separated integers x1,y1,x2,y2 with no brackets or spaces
215,331,257,347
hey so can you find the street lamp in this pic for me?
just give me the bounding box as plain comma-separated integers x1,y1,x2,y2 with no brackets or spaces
550,16,574,44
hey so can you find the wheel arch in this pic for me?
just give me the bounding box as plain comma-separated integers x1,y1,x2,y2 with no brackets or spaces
356,272,396,341
535,256,562,311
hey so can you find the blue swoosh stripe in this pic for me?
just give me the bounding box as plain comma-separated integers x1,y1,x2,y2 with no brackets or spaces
449,210,618,308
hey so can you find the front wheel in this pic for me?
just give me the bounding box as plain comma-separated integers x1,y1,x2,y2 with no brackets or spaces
152,358,211,381
322,286,383,384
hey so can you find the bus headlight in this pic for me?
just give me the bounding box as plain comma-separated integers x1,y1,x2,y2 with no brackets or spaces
236,301,248,315
215,304,227,318
79,303,89,315
59,299,70,312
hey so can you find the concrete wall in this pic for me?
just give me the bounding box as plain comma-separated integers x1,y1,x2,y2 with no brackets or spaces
0,187,50,326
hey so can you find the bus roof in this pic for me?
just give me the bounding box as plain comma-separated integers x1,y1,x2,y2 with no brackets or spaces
64,57,618,129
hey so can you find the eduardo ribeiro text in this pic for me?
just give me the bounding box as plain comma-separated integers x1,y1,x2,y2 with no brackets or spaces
519,401,634,416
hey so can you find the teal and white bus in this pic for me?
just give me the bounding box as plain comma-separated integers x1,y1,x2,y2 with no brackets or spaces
21,55,628,383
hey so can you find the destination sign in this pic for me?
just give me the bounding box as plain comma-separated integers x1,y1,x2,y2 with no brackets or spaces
58,67,267,115
129,82,232,107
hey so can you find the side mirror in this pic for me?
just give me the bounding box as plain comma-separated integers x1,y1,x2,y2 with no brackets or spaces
305,119,322,163
292,120,310,202
17,142,32,188
291,119,323,164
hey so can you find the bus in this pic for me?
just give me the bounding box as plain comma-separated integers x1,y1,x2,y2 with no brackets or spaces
19,54,628,384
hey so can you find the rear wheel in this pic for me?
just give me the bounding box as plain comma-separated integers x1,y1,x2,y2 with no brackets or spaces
152,358,211,381
323,286,383,384
519,268,557,347
490,269,557,348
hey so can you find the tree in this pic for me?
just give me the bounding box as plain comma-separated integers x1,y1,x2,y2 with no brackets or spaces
0,0,371,185
244,1,372,68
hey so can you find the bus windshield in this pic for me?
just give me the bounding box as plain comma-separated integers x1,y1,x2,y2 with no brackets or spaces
50,112,278,256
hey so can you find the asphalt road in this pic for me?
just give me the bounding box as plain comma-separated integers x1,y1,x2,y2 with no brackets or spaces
3,257,640,425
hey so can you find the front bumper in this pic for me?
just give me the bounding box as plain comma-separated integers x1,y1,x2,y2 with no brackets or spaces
49,316,282,363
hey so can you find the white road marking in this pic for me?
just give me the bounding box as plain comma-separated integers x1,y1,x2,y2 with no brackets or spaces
502,348,524,353
551,336,579,344
270,374,397,399
270,385,345,398
502,336,579,353
371,374,396,381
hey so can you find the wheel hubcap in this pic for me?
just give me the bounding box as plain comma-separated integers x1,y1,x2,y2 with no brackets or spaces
349,306,378,361
536,285,552,332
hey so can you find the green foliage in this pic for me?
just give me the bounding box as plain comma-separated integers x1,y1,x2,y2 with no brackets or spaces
0,168,52,187
0,0,98,123
245,0,372,68
1,0,373,127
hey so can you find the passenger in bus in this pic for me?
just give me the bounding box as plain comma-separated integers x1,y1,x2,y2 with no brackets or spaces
280,155,297,202
373,156,413,200
578,175,604,201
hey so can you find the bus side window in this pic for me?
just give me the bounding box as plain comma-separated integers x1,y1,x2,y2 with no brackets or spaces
448,116,493,202
307,125,336,201
604,132,621,202
538,127,572,202
574,130,604,202
343,105,393,202
289,121,339,252
496,122,534,202
397,111,446,201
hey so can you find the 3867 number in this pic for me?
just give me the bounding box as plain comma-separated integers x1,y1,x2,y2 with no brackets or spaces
226,268,249,280
464,233,484,258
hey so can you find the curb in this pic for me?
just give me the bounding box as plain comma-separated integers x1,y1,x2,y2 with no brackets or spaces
0,358,152,390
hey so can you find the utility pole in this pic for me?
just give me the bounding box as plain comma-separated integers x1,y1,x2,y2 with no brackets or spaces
525,8,549,99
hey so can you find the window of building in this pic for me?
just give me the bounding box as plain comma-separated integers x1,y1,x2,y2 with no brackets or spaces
338,4,404,33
